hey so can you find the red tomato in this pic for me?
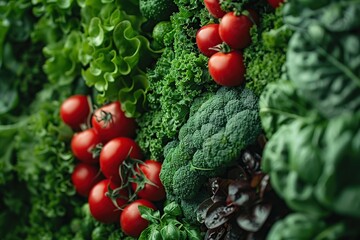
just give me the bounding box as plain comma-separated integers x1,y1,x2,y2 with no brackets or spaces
71,163,103,197
92,101,136,143
204,0,226,18
219,11,258,49
196,24,223,57
120,199,156,237
268,0,285,8
88,179,128,224
60,95,90,130
131,160,166,202
208,51,246,86
71,128,101,164
100,137,143,184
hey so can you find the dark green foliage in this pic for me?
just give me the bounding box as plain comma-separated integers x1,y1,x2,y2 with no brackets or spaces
160,87,262,221
139,0,177,21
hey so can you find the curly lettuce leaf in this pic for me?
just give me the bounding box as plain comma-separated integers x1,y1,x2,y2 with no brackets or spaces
80,1,159,117
43,30,82,85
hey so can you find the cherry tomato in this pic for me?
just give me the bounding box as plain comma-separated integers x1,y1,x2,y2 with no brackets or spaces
208,51,246,86
219,11,258,49
71,128,101,164
71,163,103,197
267,0,285,8
204,0,227,18
100,137,143,184
60,95,90,130
92,101,136,143
131,160,166,202
120,199,156,237
196,24,223,57
88,179,128,224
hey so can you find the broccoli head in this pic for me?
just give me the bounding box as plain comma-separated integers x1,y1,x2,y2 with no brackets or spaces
139,0,177,22
160,87,262,204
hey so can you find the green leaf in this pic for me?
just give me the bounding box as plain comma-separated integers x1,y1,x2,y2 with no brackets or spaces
163,202,182,217
287,27,360,118
138,205,160,224
160,222,181,240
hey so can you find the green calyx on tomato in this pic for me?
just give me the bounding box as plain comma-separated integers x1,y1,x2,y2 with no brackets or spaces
92,101,137,143
99,137,166,202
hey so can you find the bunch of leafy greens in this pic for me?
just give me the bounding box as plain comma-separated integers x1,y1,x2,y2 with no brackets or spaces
243,4,292,96
36,0,160,117
138,201,203,240
0,0,147,239
136,0,217,160
259,0,360,238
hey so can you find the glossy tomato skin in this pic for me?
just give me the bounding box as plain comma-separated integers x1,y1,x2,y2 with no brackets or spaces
204,0,226,18
92,101,136,143
71,163,103,197
120,199,156,237
131,160,166,201
100,137,143,184
196,24,223,57
60,95,90,130
71,128,101,164
88,179,128,224
219,11,257,49
268,0,284,8
208,51,246,87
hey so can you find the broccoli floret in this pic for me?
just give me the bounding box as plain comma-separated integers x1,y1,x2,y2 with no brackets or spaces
160,87,262,204
172,164,206,200
139,0,177,22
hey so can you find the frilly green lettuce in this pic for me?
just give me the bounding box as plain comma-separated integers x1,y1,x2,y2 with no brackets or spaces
43,30,82,85
80,0,160,117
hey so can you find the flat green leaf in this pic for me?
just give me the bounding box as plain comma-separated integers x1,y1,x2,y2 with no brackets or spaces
287,28,360,118
160,222,180,240
138,205,160,224
163,202,182,217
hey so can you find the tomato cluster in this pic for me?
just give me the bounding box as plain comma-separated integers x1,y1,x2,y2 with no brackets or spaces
198,0,283,87
60,95,166,237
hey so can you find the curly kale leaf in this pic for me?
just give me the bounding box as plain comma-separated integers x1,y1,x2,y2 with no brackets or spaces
136,4,216,160
244,5,292,96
